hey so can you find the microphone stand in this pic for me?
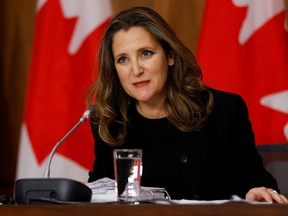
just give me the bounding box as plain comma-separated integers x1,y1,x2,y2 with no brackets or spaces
14,108,95,204
44,108,92,178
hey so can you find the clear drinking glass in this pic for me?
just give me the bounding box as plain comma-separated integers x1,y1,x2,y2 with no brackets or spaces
113,149,142,202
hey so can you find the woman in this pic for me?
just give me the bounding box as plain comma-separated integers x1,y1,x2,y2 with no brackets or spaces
86,6,287,203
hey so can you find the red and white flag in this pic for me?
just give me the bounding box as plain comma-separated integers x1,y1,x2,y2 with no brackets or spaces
197,0,288,146
16,0,112,182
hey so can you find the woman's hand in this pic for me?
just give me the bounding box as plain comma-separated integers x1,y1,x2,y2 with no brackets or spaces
246,187,288,204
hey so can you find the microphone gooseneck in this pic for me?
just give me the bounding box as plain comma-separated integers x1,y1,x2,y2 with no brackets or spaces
43,107,95,178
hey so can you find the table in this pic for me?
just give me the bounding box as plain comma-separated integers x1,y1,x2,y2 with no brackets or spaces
1,203,288,216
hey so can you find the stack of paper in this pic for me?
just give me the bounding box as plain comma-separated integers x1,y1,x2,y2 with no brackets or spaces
86,178,170,203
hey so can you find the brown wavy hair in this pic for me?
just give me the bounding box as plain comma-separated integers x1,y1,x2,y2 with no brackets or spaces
86,7,214,146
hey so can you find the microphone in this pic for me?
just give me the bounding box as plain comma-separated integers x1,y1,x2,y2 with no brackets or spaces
14,107,95,204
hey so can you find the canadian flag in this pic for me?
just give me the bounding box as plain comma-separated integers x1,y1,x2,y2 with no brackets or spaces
197,0,288,146
16,0,112,182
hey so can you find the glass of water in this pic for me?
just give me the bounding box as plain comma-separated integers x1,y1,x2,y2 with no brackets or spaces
113,149,142,202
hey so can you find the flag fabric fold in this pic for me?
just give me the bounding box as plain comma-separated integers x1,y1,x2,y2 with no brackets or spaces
197,0,288,146
16,0,112,182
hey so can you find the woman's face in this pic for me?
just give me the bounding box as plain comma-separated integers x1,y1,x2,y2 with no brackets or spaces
112,26,174,107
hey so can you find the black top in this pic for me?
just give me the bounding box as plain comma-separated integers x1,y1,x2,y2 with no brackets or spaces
88,89,278,200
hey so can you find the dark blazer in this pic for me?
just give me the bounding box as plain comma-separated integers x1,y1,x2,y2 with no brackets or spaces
88,89,278,200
